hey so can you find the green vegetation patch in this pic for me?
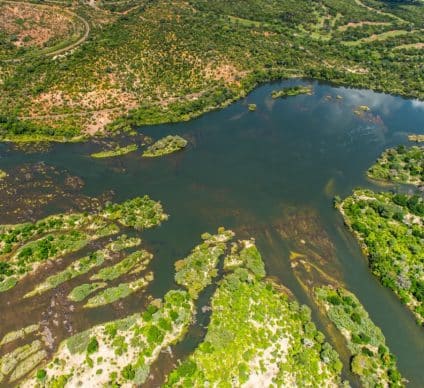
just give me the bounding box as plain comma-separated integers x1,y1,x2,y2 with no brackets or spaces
68,282,107,302
0,169,7,180
0,230,92,293
142,136,188,158
84,274,153,308
166,240,342,386
315,286,403,386
100,196,168,229
174,228,234,298
91,250,152,282
24,290,194,386
0,196,166,293
0,0,423,140
0,324,39,346
338,189,423,323
367,145,423,186
91,144,138,158
105,234,141,253
25,249,107,298
0,340,45,385
271,85,313,99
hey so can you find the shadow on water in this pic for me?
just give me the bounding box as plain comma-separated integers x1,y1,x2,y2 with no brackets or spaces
0,79,423,386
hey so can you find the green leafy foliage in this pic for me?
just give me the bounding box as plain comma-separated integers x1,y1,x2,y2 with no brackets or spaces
142,136,188,158
166,240,342,386
339,189,423,323
174,228,234,298
315,286,404,386
367,145,423,186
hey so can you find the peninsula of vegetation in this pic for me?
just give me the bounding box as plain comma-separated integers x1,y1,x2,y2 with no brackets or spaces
336,143,423,324
367,145,423,186
315,286,403,386
0,0,423,141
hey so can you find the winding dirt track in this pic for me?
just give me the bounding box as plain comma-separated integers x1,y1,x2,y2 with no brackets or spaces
1,0,90,63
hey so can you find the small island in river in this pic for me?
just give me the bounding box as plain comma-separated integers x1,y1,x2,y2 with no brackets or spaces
142,135,188,158
271,85,313,99
90,144,138,158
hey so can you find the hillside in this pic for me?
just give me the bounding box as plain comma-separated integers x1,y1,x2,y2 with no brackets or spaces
0,0,423,140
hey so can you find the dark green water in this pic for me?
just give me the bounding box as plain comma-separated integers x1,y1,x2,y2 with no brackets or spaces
0,80,423,386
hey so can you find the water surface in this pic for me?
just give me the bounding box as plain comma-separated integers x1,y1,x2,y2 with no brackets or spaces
0,80,423,386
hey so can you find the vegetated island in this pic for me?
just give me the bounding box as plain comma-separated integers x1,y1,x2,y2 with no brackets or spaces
367,145,423,186
166,238,344,386
271,85,313,99
336,189,423,324
0,196,167,293
8,228,349,386
90,144,138,158
142,135,188,158
315,286,403,386
248,103,257,111
1,0,423,141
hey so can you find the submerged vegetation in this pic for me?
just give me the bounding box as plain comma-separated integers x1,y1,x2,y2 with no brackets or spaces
271,85,313,99
315,286,403,386
338,189,423,323
90,144,138,159
367,145,423,186
142,136,188,158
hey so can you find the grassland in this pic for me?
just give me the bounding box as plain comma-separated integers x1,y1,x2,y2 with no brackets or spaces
0,0,423,140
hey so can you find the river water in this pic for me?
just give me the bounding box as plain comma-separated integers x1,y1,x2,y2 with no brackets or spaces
0,80,423,386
